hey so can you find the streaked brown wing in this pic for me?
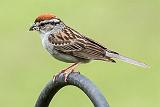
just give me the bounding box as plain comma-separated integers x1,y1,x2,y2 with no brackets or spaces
48,27,108,60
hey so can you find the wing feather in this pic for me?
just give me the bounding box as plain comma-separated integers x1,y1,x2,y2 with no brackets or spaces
48,27,112,60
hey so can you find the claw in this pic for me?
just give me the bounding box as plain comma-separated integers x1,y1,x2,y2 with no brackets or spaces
63,72,69,82
53,69,73,82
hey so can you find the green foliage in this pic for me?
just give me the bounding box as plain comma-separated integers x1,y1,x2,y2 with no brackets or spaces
0,0,159,107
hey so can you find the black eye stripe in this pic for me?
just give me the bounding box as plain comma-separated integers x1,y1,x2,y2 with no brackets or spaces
39,21,60,27
51,21,60,25
39,19,61,26
40,22,50,26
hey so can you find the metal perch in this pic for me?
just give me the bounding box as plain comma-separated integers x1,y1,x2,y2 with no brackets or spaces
35,72,109,107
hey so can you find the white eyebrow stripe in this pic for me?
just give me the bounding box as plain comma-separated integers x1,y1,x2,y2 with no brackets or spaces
51,19,60,23
38,19,60,25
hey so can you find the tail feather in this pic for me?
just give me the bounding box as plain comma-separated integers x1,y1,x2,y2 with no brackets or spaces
106,51,149,68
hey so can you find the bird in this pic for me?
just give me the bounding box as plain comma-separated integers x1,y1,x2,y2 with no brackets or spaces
29,13,148,81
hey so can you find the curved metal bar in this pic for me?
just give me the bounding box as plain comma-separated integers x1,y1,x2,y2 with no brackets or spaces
35,72,109,107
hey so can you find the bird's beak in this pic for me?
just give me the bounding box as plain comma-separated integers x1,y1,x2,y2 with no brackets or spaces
29,24,39,31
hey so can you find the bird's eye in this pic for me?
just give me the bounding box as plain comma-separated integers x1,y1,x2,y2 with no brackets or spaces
40,23,45,26
51,21,60,25
51,22,55,25
50,19,60,25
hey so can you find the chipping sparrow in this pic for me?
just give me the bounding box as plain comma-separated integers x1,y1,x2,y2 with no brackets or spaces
29,13,148,80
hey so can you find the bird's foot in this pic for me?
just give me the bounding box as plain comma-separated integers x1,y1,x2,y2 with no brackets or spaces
62,69,74,82
53,69,75,82
53,63,79,82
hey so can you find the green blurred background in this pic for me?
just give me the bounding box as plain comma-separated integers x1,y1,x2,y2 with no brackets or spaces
0,0,159,107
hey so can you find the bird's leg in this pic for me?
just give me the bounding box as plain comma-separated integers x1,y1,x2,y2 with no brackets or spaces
61,63,79,82
61,63,79,73
53,63,80,82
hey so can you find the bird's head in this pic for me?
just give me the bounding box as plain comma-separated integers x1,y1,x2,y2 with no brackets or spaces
29,13,63,33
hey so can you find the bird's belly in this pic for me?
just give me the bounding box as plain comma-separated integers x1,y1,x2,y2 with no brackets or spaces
42,39,90,63
51,51,82,63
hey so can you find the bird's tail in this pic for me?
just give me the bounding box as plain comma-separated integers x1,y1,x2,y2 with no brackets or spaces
105,51,149,68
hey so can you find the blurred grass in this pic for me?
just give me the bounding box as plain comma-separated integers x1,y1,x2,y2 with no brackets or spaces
0,0,160,107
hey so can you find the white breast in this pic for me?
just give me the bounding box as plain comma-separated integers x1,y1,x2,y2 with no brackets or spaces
40,33,47,48
40,33,57,55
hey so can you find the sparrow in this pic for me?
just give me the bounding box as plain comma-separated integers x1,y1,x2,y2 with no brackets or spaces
29,13,148,80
